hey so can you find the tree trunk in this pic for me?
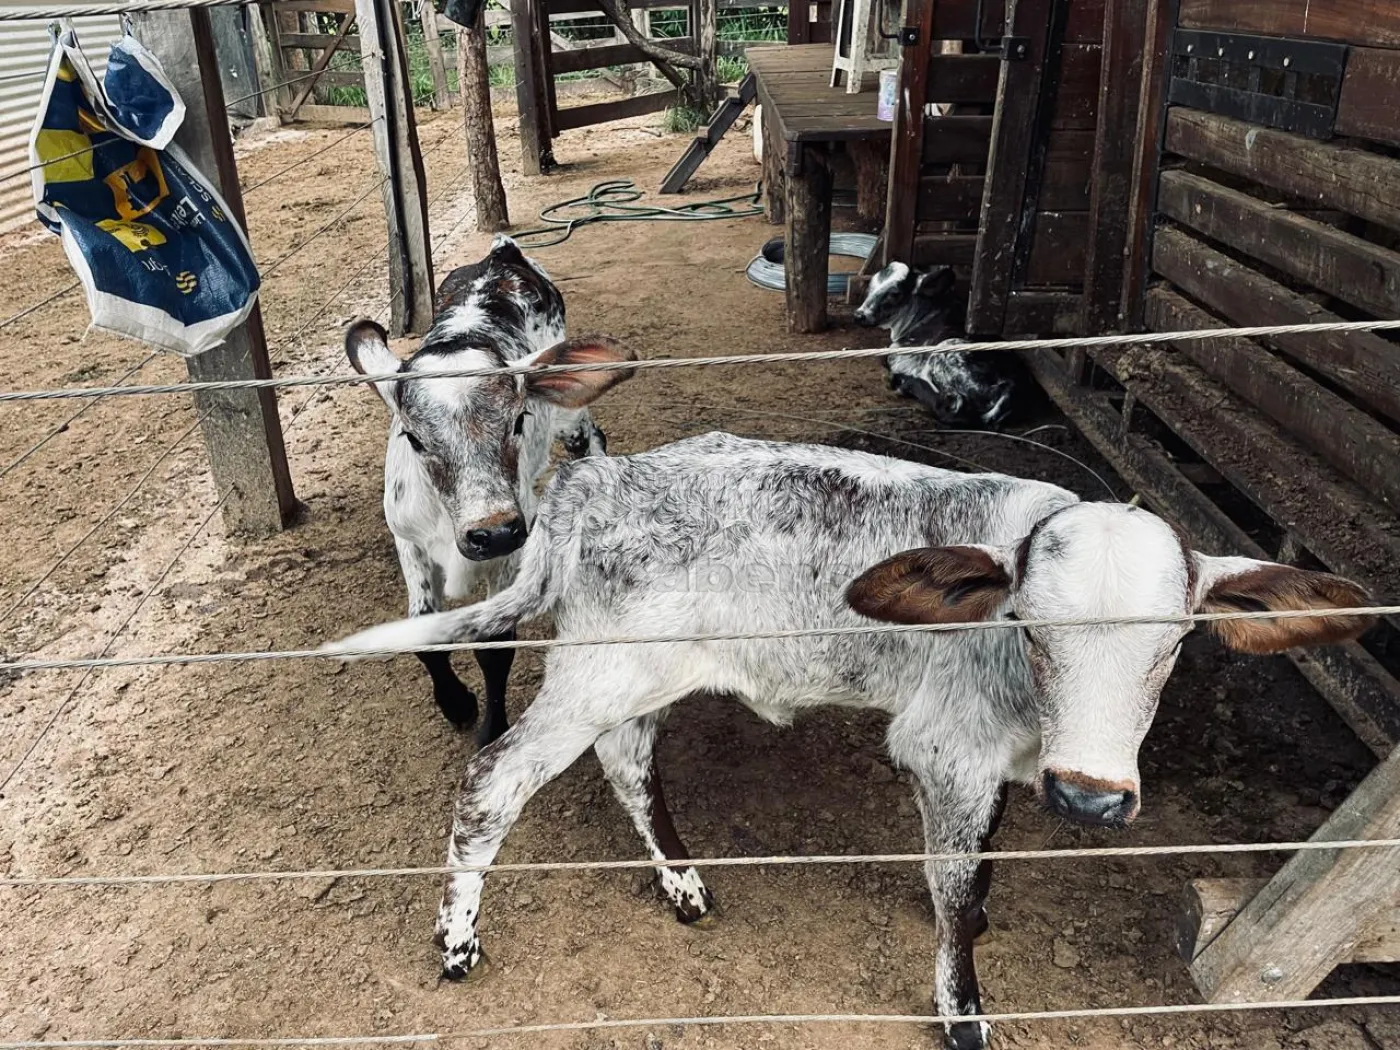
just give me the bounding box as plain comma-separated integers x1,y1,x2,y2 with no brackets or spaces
694,0,719,111
457,13,509,232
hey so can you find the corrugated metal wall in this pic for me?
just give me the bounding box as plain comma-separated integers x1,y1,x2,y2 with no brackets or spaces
0,14,123,234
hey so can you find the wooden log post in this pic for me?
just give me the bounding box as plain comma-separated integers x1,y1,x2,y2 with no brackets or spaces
1188,739,1400,1001
785,145,833,333
761,105,785,225
356,0,435,335
247,2,282,123
420,1,453,109
457,7,510,232
852,139,889,228
510,0,549,175
258,3,295,115
695,0,720,111
130,9,298,537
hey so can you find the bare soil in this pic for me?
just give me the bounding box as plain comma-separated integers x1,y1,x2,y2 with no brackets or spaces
1,99,1397,1050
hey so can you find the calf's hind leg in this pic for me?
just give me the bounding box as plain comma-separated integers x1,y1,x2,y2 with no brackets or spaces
594,713,714,923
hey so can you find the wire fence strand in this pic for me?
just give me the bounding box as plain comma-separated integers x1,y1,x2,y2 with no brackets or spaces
4,317,1400,404
0,604,1394,676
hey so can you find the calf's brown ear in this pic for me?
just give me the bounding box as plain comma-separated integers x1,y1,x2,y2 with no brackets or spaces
524,335,637,408
1194,555,1375,654
847,545,1012,625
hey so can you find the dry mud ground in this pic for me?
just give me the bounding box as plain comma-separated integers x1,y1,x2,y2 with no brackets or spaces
1,101,1397,1050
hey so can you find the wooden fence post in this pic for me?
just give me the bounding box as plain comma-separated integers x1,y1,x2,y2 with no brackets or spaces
246,1,282,122
510,0,548,174
356,0,435,334
458,9,510,231
130,9,298,538
419,0,453,109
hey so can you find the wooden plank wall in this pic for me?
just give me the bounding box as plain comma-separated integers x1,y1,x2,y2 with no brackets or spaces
1038,0,1400,748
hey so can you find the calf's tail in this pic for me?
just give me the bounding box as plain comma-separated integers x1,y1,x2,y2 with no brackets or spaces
321,527,555,659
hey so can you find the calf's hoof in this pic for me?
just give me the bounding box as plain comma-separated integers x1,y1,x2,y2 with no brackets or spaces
440,945,491,984
433,681,480,732
943,1020,989,1050
474,707,510,750
973,924,995,946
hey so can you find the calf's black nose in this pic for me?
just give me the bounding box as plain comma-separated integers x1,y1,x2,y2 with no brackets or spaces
461,518,527,560
1042,771,1136,828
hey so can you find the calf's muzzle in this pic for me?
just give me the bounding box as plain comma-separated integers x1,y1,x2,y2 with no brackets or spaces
459,517,527,561
1042,770,1138,828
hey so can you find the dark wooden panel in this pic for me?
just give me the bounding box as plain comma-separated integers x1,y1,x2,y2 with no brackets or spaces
926,54,1001,102
1337,48,1400,148
1083,0,1149,333
1147,286,1400,511
553,89,675,130
1028,348,1400,752
921,115,994,163
912,233,979,266
931,0,1005,40
278,0,353,11
1158,170,1400,319
1049,43,1102,129
1006,291,1083,333
968,0,1060,332
1153,226,1400,424
1065,0,1107,42
1040,130,1095,208
1166,108,1400,232
1091,343,1400,601
917,174,986,220
1178,0,1400,48
280,32,360,48
1025,211,1089,284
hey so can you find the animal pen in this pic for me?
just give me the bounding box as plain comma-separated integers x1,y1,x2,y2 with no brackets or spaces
1,0,1400,1047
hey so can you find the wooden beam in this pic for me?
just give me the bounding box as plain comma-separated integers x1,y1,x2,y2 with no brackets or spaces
883,0,935,265
553,89,676,130
1082,0,1147,332
285,14,356,120
1178,0,1400,49
1151,226,1400,424
1165,108,1400,232
130,9,297,537
550,38,692,75
1158,169,1400,319
1145,286,1400,512
1336,47,1400,148
926,54,1000,103
968,0,1060,333
247,2,282,122
419,1,452,109
510,0,548,174
912,233,979,266
1119,0,1178,329
786,145,833,332
1190,739,1400,1001
259,2,296,114
916,174,985,220
356,0,435,334
920,115,994,164
1179,878,1400,967
1004,290,1082,334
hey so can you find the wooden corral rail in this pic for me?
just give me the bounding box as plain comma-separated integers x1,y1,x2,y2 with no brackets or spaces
1026,0,1400,1007
257,0,371,123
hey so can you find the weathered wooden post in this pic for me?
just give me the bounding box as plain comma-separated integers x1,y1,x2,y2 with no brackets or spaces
456,8,510,231
130,8,298,538
356,0,435,334
419,1,453,109
692,0,720,111
509,0,550,175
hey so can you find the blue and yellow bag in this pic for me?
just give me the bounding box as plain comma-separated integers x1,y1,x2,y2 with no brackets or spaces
30,28,260,356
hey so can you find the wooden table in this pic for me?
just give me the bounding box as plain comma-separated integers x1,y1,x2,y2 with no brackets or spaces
747,44,893,332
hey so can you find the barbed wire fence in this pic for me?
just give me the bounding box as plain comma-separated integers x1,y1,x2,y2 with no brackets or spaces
2,2,1400,1047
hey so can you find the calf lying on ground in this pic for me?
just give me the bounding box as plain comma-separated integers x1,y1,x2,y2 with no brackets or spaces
329,432,1372,1049
345,235,635,746
855,263,1032,428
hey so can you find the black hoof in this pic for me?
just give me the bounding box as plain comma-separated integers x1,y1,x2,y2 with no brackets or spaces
440,948,491,984
434,681,479,731
675,887,717,925
944,1020,988,1050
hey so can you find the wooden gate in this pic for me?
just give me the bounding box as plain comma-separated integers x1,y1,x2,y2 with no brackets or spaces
882,0,1146,336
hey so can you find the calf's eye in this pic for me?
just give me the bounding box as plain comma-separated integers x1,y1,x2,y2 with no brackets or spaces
403,431,425,453
514,411,528,437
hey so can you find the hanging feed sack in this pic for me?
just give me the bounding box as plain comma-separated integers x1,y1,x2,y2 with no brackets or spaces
29,29,261,356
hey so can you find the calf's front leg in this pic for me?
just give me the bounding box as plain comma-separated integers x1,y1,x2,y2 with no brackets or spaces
397,539,479,730
471,630,514,748
909,763,1004,1050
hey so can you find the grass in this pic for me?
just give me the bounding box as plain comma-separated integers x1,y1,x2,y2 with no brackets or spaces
662,103,709,133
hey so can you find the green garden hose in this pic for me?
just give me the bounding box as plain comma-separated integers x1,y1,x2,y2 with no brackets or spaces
511,178,765,249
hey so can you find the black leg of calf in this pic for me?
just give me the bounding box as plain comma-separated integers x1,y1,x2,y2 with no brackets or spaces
472,629,515,748
418,652,479,730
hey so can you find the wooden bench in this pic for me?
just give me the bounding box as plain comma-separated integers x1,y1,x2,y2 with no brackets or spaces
747,44,892,332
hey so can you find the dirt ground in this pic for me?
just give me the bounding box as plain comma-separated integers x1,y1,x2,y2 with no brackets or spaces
1,98,1397,1050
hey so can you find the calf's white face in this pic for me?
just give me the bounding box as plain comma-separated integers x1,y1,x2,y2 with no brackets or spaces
848,502,1374,827
345,322,634,560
